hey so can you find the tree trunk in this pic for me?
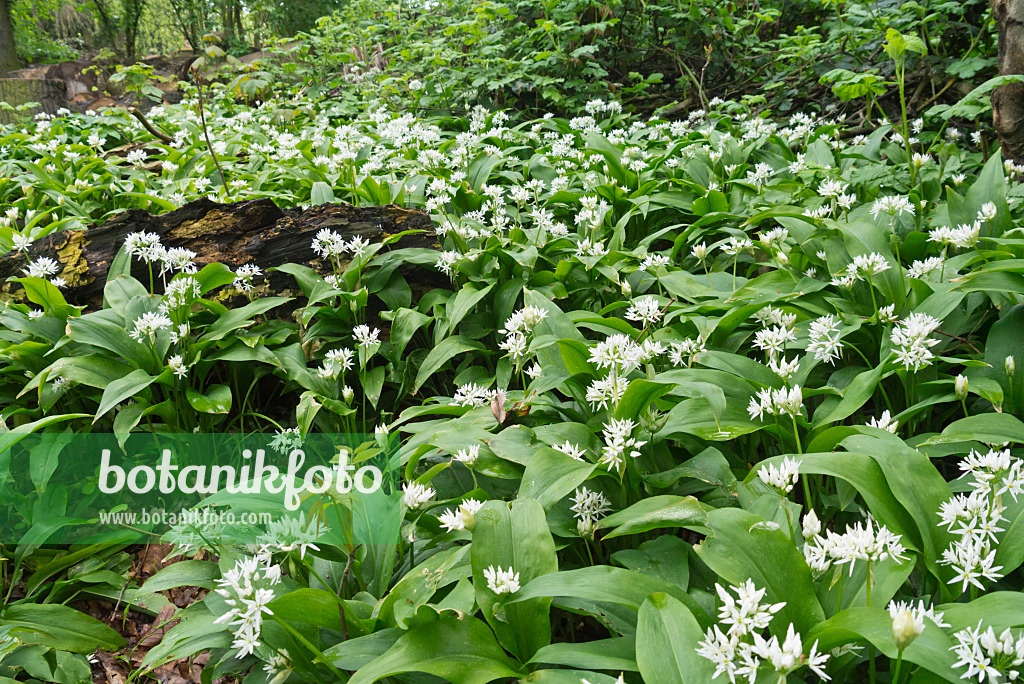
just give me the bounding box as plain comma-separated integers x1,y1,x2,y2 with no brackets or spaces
992,0,1024,163
0,199,440,310
0,0,18,78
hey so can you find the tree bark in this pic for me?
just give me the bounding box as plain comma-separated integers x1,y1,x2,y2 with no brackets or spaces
0,0,18,78
0,199,440,310
992,0,1024,163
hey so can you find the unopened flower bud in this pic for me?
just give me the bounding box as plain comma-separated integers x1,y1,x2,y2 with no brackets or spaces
892,609,924,651
802,509,821,539
1007,355,1015,377
622,280,632,296
955,374,969,401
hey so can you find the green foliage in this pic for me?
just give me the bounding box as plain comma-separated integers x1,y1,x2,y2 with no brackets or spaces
0,6,1019,680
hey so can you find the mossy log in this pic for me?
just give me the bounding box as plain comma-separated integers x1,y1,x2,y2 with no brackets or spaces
0,198,441,309
0,78,66,123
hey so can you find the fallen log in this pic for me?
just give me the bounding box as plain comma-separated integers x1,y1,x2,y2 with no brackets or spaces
0,198,441,309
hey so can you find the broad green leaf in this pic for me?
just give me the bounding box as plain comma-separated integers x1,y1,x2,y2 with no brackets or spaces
695,507,825,636
185,384,232,414
596,495,707,539
413,335,487,394
471,499,557,661
636,593,714,684
0,604,125,653
94,369,157,422
508,565,710,629
348,615,523,684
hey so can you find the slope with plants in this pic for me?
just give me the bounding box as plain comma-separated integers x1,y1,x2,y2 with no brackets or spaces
0,26,1023,684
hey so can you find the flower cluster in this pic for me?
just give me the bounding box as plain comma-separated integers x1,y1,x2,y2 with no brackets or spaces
570,487,612,537
802,515,909,574
213,553,283,658
696,580,830,683
937,448,1024,593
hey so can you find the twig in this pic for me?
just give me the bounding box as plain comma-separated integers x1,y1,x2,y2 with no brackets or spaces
935,330,982,355
338,544,361,641
190,68,233,201
127,107,174,144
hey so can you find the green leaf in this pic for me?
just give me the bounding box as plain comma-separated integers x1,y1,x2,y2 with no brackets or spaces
448,282,495,336
529,637,637,672
807,607,957,683
0,604,126,653
413,335,487,395
198,297,291,343
636,593,714,684
508,565,710,629
519,447,597,510
311,181,336,205
695,507,825,636
471,499,557,661
185,384,232,414
348,615,524,684
919,413,1024,446
141,560,220,592
614,380,674,421
597,495,707,539
94,369,157,423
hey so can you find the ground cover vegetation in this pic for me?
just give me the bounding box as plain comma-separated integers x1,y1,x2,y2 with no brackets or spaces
2,0,1024,683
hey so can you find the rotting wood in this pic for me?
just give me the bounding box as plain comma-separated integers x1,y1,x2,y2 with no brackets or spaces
0,198,442,309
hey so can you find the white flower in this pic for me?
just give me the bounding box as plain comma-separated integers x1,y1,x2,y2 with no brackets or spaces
758,456,802,494
586,375,629,410
753,325,797,360
353,324,381,348
747,385,802,421
890,313,941,372
807,314,842,365
768,356,800,382
866,410,898,433
452,383,497,407
571,487,612,537
668,337,706,367
851,252,890,278
889,599,948,651
438,499,484,532
979,201,998,221
553,441,586,460
950,621,1024,684
23,257,60,278
130,312,173,343
870,195,915,219
453,444,480,467
599,417,646,472
402,482,435,509
233,264,263,294
483,565,520,594
258,516,323,558
640,253,671,270
501,306,548,335
715,580,786,638
168,354,190,379
956,374,969,401
625,296,663,326
817,517,909,575
802,509,821,539
590,334,644,374
908,256,945,279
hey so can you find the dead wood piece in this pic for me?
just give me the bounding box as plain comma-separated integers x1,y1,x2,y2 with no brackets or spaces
0,198,440,309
